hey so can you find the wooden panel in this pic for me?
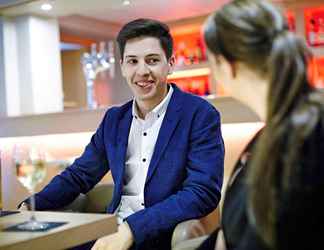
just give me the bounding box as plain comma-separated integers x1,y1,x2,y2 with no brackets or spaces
61,49,88,109
60,33,96,47
59,15,121,41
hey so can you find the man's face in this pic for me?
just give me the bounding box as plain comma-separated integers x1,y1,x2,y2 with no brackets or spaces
121,36,174,104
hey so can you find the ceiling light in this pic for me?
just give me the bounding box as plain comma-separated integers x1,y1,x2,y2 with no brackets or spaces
122,0,131,6
41,3,53,11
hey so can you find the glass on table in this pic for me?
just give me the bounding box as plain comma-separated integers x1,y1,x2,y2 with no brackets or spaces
13,144,50,230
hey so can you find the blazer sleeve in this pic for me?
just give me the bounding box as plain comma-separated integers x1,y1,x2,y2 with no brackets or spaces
31,110,111,210
126,104,224,245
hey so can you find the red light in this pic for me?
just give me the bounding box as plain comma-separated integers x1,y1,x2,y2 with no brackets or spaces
305,6,324,46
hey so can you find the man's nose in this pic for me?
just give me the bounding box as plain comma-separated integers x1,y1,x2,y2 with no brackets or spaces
136,62,150,75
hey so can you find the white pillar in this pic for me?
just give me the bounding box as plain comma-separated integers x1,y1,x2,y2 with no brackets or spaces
0,15,63,116
0,18,7,116
0,17,21,117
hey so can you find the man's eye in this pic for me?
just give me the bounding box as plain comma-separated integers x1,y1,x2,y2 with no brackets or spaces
147,58,159,64
127,59,137,64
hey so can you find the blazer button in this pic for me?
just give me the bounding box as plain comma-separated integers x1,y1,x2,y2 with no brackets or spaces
142,158,146,162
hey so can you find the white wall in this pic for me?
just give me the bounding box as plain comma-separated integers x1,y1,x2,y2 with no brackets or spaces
0,15,64,117
0,18,7,116
29,16,64,114
3,19,21,116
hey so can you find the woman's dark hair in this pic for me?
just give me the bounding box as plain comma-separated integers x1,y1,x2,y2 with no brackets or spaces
116,18,173,61
204,0,317,248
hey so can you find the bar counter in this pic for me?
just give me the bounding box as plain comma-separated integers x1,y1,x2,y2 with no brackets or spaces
0,97,263,213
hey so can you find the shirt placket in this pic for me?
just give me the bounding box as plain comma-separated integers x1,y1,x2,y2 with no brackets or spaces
139,115,153,208
141,115,151,168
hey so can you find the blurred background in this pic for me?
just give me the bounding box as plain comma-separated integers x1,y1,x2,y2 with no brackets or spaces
0,0,323,211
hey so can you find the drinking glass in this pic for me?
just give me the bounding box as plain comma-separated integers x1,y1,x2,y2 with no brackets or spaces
13,144,49,230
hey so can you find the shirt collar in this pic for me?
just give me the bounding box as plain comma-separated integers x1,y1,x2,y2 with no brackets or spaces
132,84,173,120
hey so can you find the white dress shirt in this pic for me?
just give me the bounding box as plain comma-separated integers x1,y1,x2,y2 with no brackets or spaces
116,85,174,224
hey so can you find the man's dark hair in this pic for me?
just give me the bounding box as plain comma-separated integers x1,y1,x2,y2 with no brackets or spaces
116,18,173,61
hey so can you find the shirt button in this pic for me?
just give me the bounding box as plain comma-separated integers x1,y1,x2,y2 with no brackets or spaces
142,158,146,162
143,132,147,136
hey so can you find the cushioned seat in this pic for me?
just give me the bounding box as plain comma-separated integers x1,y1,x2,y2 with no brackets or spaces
62,183,218,250
172,207,220,250
62,183,114,213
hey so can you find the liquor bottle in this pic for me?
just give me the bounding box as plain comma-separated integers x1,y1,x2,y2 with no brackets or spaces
176,42,187,66
194,38,203,63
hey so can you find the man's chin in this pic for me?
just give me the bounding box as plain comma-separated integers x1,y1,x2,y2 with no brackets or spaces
136,94,153,102
134,90,155,100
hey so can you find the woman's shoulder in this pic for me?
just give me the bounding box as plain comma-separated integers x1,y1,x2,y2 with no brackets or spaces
287,90,324,185
303,90,324,149
277,91,324,249
311,90,324,134
290,90,324,131
289,90,324,153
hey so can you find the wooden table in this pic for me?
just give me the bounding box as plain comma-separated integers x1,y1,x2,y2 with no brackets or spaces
0,211,117,250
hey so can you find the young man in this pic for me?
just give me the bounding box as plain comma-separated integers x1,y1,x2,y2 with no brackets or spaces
21,19,224,250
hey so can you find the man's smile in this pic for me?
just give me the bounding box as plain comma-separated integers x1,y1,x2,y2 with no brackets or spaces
134,80,155,89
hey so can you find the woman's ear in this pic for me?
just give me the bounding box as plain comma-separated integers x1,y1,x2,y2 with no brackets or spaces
217,55,237,80
230,61,237,78
208,52,220,66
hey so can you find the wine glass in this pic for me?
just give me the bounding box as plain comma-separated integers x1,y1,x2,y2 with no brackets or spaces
13,144,49,230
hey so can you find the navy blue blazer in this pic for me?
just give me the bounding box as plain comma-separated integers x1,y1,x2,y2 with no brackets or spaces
34,84,224,249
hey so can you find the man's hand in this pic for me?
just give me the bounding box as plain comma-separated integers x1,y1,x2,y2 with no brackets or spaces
91,222,134,250
18,202,29,211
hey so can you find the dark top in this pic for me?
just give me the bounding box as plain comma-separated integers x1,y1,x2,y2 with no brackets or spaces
199,91,324,250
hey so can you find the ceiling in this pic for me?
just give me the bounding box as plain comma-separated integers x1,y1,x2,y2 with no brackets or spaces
0,0,323,40
0,0,228,24
0,0,35,8
80,0,228,24
1,0,323,24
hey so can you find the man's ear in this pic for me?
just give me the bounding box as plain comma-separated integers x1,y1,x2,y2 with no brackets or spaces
168,55,176,75
120,59,126,77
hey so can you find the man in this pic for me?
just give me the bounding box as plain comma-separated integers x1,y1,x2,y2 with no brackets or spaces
21,19,224,250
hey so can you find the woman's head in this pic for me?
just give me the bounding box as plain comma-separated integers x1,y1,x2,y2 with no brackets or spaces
204,0,311,122
204,0,284,74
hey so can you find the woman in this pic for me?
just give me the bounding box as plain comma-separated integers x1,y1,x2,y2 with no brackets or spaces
200,0,324,249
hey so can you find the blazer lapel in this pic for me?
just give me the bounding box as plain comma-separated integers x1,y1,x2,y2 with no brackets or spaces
115,105,133,187
145,85,183,184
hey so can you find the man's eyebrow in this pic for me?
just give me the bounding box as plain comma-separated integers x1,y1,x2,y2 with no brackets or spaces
124,55,137,58
125,54,161,58
146,53,161,57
